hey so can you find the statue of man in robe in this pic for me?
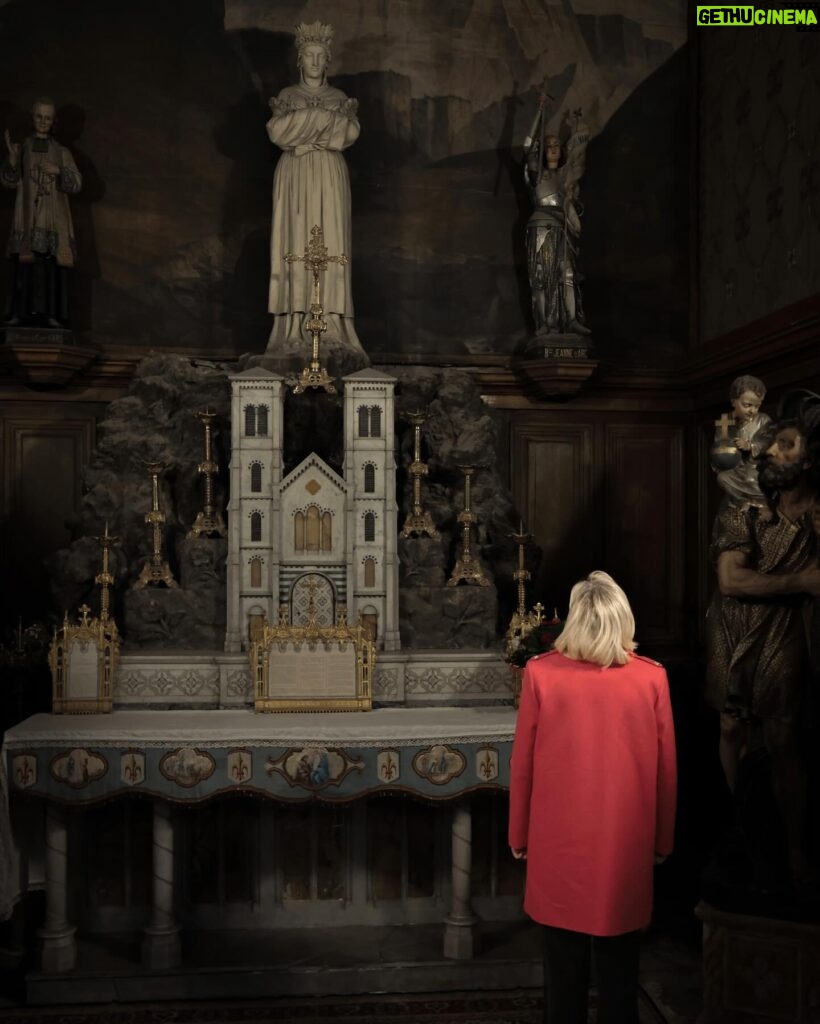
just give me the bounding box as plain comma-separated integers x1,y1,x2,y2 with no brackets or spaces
706,391,820,889
265,21,366,364
2,97,82,327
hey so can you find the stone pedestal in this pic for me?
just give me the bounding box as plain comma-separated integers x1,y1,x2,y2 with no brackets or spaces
443,801,479,960
398,536,447,587
400,583,497,648
38,803,76,973
178,536,228,591
696,900,820,1023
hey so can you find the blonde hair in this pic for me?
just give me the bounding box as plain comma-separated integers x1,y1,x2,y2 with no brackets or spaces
553,570,637,667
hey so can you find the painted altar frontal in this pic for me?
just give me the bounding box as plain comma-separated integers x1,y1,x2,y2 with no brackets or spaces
4,707,513,805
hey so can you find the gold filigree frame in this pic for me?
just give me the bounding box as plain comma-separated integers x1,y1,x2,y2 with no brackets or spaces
251,610,375,713
49,606,119,714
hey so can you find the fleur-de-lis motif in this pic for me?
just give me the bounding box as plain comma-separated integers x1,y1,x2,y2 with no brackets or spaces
124,754,142,784
231,753,249,782
381,753,397,781
15,756,33,787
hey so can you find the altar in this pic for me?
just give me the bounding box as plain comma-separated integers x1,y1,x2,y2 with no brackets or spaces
2,705,518,977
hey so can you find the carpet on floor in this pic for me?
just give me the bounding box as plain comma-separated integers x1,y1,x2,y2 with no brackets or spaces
0,987,670,1023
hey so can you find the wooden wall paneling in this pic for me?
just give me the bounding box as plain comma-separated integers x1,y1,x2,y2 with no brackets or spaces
604,424,685,649
1,407,97,621
510,418,599,616
696,417,719,642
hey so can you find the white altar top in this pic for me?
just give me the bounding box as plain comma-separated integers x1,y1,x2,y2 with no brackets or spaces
4,707,518,749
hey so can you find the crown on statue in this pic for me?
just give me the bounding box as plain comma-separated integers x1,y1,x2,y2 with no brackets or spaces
295,20,334,54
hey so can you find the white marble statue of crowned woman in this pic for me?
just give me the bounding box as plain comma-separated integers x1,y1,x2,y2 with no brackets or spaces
266,20,364,359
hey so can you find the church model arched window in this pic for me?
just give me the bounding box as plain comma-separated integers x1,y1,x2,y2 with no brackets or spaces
294,506,333,552
249,556,263,588
250,462,262,493
363,556,376,588
363,463,376,493
294,511,305,551
250,511,262,542
257,405,269,436
358,405,370,438
244,405,256,437
306,505,321,551
369,406,381,437
364,512,376,543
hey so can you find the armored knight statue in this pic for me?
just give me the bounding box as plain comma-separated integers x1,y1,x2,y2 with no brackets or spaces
265,21,365,364
2,97,82,327
523,97,589,336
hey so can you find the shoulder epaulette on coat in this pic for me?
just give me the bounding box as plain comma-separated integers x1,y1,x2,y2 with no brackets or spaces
633,653,662,668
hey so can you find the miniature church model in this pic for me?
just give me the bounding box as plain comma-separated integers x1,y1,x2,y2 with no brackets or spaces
224,366,401,654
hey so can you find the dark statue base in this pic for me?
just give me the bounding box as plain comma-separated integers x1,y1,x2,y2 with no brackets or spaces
520,332,598,397
1,326,97,386
697,901,820,1023
701,745,820,922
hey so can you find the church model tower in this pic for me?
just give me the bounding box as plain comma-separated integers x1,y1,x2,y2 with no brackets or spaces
224,367,400,653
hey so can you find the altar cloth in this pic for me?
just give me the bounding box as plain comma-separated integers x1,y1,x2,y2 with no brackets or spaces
3,707,516,806
4,707,516,748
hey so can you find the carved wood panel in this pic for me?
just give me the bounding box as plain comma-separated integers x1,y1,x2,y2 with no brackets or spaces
511,414,686,652
604,424,685,647
511,419,599,621
1,406,97,619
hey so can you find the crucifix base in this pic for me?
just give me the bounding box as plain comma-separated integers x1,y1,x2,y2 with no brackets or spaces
292,364,337,395
256,315,370,379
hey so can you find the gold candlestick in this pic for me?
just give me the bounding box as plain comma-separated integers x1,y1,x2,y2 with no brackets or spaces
188,409,227,539
93,520,119,623
400,410,438,538
285,225,345,395
509,521,531,620
504,523,544,644
447,466,490,587
134,463,178,589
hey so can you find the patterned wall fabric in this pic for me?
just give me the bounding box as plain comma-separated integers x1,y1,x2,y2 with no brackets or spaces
699,29,819,342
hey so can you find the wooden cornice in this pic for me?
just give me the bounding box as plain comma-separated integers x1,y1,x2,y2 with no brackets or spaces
0,294,816,408
684,293,820,405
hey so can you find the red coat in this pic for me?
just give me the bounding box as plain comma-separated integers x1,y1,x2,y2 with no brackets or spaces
508,650,677,936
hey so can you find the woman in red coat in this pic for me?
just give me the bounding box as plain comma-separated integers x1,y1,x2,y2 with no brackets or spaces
509,571,677,1024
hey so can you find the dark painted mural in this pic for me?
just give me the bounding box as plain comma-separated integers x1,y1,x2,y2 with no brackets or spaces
0,0,687,364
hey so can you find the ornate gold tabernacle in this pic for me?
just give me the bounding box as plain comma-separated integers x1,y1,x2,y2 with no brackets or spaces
251,599,375,713
49,604,119,714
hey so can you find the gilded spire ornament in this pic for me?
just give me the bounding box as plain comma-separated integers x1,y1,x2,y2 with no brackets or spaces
284,224,347,394
92,520,119,624
504,522,545,662
400,410,438,538
188,409,227,539
447,466,490,587
134,463,178,589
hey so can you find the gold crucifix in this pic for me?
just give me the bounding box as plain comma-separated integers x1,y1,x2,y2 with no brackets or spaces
303,575,322,627
714,412,733,440
284,225,348,394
